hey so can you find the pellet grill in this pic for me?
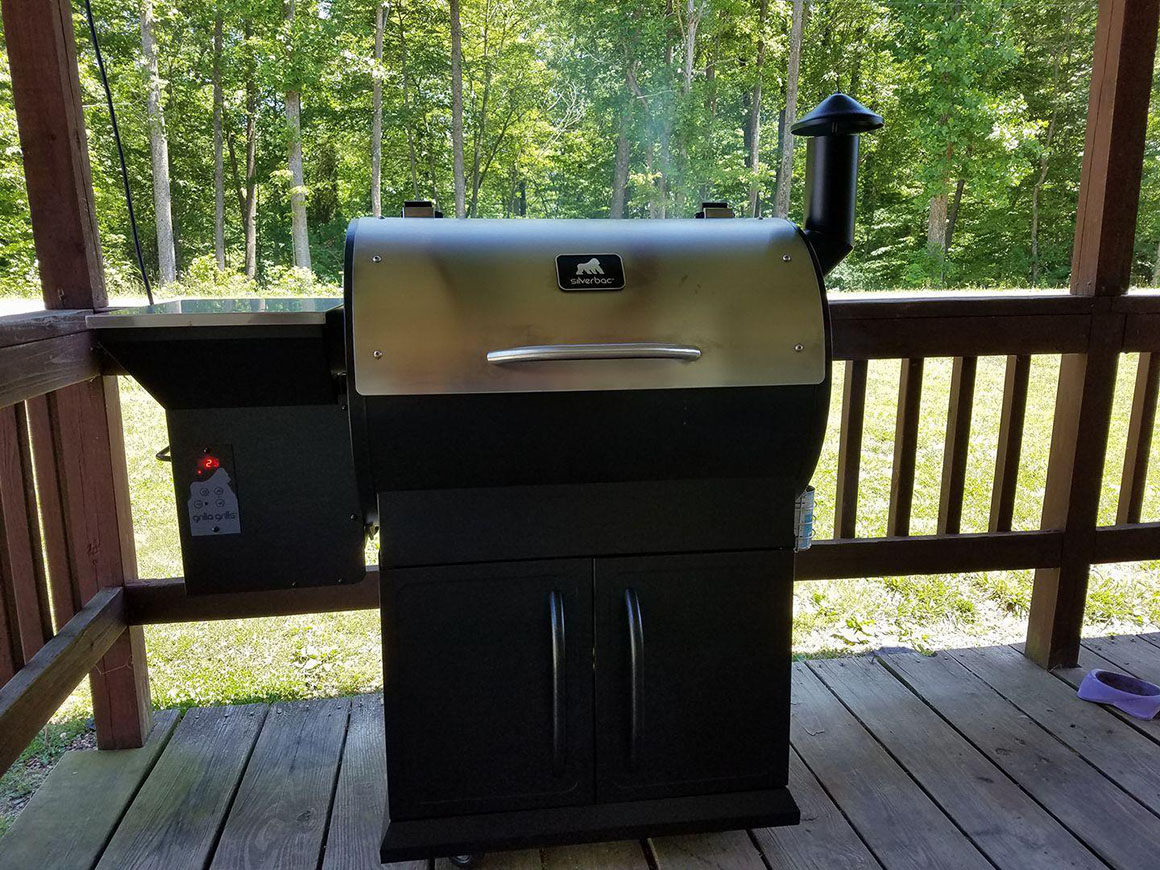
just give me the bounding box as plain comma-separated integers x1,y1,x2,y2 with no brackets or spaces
88,94,881,864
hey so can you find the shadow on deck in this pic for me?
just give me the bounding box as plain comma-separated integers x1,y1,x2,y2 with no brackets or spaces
4,634,1160,869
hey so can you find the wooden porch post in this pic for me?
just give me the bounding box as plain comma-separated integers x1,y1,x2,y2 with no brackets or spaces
2,0,151,745
1025,0,1159,668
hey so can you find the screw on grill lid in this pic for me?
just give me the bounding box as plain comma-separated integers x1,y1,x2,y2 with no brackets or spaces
790,93,884,137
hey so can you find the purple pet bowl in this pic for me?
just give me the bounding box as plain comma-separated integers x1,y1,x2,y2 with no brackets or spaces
1077,668,1160,720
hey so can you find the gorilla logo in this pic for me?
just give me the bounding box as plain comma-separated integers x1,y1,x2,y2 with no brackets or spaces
575,257,604,276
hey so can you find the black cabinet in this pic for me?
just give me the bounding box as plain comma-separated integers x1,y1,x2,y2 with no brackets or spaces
382,559,594,818
594,552,792,802
380,550,797,854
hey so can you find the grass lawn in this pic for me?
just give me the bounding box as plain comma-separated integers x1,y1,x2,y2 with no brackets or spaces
3,296,1159,837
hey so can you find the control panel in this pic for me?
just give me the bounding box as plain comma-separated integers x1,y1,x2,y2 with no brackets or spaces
185,445,240,536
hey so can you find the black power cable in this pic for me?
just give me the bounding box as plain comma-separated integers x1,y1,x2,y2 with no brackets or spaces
81,0,155,305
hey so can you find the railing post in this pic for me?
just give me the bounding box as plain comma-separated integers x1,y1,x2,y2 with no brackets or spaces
1025,0,1158,668
2,0,151,745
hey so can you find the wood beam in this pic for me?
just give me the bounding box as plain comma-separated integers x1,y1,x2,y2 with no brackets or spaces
989,355,1031,533
0,309,91,349
2,0,150,745
938,356,977,535
834,359,867,539
887,359,924,537
1117,352,1159,524
120,531,1063,624
1093,522,1160,564
0,587,125,774
124,574,380,626
0,332,100,408
0,0,106,308
798,531,1063,581
0,405,52,665
1069,1,1160,297
1026,0,1159,669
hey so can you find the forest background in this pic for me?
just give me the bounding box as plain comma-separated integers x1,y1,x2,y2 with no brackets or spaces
3,0,1155,299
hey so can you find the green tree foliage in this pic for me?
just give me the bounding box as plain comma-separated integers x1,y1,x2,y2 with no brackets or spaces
3,1,1155,297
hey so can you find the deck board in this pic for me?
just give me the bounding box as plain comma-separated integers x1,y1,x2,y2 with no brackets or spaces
751,749,882,870
323,696,428,870
96,704,267,870
810,655,1102,870
541,840,650,869
0,709,178,870
210,698,350,870
1138,632,1160,649
880,651,1160,870
950,644,1160,814
1082,633,1160,680
649,830,766,869
435,853,538,869
789,662,991,870
8,641,1160,869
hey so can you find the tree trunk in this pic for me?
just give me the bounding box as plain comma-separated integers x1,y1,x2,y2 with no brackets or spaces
213,12,226,269
664,0,675,68
940,177,965,284
226,123,245,218
773,0,803,219
141,0,176,283
945,178,965,252
395,1,420,198
682,0,701,94
371,3,384,217
927,192,948,255
449,0,466,217
244,62,258,279
652,141,667,219
469,0,496,217
1030,54,1065,284
1153,239,1160,287
285,0,310,269
645,142,660,219
704,39,717,115
747,0,770,217
611,126,630,218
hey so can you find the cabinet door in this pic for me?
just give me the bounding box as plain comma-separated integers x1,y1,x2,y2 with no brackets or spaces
383,559,593,819
594,551,792,802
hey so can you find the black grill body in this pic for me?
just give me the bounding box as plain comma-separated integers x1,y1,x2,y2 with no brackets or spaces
343,217,829,860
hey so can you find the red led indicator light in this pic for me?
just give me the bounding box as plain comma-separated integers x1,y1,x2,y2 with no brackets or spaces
196,455,221,477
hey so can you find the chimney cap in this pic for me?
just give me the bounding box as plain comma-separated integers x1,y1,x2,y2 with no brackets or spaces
791,93,883,137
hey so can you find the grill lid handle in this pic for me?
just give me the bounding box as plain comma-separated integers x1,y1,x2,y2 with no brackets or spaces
487,342,702,365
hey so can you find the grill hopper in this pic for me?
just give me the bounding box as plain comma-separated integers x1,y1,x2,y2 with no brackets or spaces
89,299,365,595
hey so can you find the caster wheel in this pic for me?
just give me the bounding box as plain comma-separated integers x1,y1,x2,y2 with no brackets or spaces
449,856,482,868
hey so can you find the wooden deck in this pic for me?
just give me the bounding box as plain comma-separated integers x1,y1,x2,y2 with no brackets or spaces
5,635,1160,869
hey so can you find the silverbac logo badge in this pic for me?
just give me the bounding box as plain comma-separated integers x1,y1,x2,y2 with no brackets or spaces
556,253,625,291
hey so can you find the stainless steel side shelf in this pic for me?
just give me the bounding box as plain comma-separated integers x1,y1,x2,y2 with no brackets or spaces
86,297,342,330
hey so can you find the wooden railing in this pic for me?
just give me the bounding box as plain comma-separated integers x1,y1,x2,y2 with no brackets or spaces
0,0,152,773
1,0,1159,775
796,292,1160,580
0,313,149,772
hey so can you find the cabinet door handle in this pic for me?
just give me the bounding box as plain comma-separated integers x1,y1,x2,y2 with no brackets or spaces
549,589,566,776
625,587,644,768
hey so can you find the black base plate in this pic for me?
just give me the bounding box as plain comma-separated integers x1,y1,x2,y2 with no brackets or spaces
381,787,800,862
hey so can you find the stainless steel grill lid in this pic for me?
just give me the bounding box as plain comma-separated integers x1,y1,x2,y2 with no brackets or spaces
348,217,825,396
